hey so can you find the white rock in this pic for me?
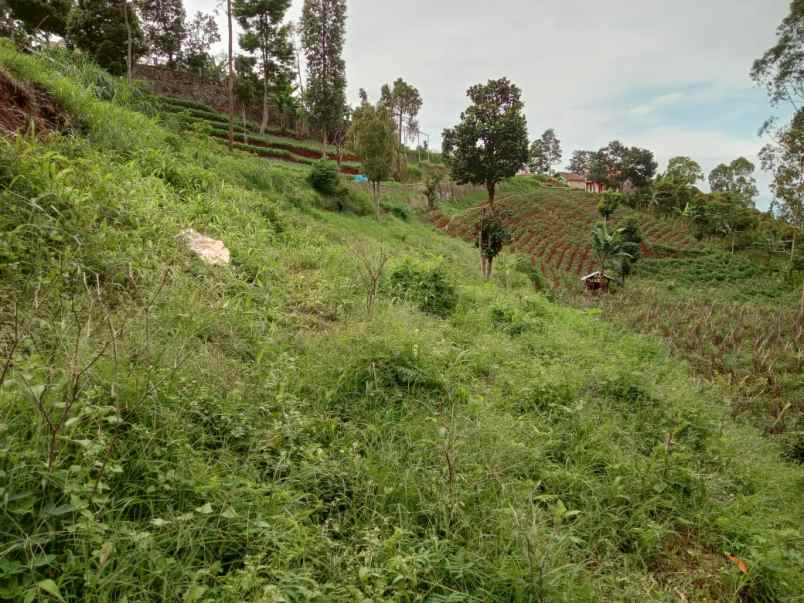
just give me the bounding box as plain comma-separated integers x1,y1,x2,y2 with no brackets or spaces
178,229,230,266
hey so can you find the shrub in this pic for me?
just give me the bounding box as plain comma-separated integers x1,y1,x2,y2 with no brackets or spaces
514,256,548,291
308,160,340,196
490,301,545,336
387,258,458,318
381,199,411,221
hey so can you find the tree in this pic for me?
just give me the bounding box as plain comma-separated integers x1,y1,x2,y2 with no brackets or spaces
752,0,804,108
618,218,643,286
234,54,260,142
528,128,562,174
7,0,72,40
236,0,294,134
441,77,529,207
475,208,512,280
591,222,639,285
136,0,186,65
273,76,298,134
181,11,220,74
301,0,347,154
348,103,396,220
666,156,704,186
708,157,758,208
597,191,622,223
379,78,422,172
67,0,145,75
568,150,593,176
226,0,234,150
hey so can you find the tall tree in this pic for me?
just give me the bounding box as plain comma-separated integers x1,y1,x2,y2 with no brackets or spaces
666,156,704,186
442,77,529,207
181,11,220,74
348,103,396,220
136,0,186,65
752,0,804,108
67,0,145,75
760,111,804,231
708,157,759,208
528,128,562,174
379,78,422,172
226,0,234,150
568,150,594,176
235,0,293,134
301,0,347,155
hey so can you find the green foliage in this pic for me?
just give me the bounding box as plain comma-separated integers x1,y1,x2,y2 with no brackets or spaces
348,103,396,186
489,300,544,336
307,159,340,195
424,172,443,210
66,0,146,75
591,221,640,282
7,0,72,38
442,77,529,203
597,191,622,220
387,258,458,317
138,0,186,64
379,77,423,148
708,157,758,208
666,156,704,186
528,128,562,174
0,45,802,603
300,0,347,143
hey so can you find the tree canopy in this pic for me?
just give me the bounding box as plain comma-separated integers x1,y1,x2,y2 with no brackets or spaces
708,158,758,208
442,77,529,206
67,0,145,75
137,0,186,65
528,128,562,174
349,102,396,218
300,0,347,150
666,156,704,187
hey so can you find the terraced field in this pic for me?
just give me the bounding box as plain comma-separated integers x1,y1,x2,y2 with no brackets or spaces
155,96,363,174
430,185,702,287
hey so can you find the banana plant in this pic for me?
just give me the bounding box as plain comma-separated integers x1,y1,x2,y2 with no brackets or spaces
591,222,640,286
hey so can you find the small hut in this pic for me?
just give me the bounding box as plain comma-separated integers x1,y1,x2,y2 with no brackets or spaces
582,271,613,292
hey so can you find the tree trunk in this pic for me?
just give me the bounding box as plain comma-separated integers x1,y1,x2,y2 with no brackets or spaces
797,283,804,342
322,129,328,160
374,181,381,221
242,108,248,144
226,0,234,151
487,181,496,208
122,1,133,87
260,81,269,135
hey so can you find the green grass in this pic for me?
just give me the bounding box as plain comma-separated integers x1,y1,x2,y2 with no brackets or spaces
0,43,802,602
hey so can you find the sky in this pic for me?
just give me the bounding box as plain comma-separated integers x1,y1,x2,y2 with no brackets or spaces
186,0,791,209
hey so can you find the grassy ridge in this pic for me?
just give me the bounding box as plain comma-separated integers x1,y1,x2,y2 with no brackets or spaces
0,44,802,602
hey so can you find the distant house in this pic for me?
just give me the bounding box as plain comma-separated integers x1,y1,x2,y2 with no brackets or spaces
582,271,613,292
560,172,606,193
560,172,586,190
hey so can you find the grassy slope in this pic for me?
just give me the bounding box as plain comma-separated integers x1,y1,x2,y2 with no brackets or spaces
154,96,362,173
435,183,804,446
0,45,802,602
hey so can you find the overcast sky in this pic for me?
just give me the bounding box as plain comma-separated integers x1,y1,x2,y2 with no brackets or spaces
186,0,790,209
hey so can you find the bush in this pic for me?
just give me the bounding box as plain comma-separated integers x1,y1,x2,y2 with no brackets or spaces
308,160,340,196
381,199,411,221
387,258,458,318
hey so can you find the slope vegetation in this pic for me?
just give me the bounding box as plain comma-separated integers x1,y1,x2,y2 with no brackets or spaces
434,180,804,454
0,44,802,602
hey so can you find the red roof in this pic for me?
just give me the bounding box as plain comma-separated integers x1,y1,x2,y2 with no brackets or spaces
561,172,586,182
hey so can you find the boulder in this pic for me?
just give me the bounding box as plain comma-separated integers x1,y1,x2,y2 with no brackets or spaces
178,229,230,266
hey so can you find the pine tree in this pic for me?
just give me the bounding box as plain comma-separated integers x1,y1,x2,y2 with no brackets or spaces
235,0,293,134
300,0,347,154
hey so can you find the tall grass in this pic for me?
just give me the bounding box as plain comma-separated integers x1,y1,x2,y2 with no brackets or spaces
0,45,802,602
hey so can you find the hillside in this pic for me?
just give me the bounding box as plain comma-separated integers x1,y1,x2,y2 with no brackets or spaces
1,44,803,602
432,183,804,450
